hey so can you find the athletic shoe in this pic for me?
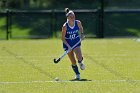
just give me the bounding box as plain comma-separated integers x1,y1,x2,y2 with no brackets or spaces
76,74,80,80
79,63,85,70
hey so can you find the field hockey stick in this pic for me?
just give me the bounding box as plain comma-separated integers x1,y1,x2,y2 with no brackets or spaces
54,39,82,63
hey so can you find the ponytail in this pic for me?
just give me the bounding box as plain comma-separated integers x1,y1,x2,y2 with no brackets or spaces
65,8,74,17
65,8,69,13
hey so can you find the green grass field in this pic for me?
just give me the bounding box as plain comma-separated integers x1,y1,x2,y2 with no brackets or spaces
0,38,140,93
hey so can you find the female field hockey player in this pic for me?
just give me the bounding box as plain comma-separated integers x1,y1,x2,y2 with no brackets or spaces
61,8,85,80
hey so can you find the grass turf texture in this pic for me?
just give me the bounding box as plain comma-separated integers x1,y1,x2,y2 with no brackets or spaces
0,38,140,93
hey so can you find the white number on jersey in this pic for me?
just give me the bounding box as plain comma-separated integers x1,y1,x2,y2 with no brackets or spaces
69,34,76,39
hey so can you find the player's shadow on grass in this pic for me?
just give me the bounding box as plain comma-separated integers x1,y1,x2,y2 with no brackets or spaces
70,79,92,81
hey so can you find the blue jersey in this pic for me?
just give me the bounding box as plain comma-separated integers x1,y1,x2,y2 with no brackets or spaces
63,20,81,51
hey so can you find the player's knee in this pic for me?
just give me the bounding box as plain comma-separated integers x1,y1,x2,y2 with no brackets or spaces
78,57,83,63
71,61,76,65
78,56,83,61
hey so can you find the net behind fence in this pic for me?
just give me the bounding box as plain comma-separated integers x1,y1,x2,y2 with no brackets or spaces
0,9,140,39
10,11,52,39
105,0,140,9
104,12,140,37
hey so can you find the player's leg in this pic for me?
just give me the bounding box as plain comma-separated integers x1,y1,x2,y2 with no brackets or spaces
73,47,85,70
68,51,80,79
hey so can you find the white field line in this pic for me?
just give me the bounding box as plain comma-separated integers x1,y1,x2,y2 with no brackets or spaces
0,80,140,84
136,39,140,42
0,54,139,59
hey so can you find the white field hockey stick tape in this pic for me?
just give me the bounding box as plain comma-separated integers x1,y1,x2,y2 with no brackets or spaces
54,39,82,63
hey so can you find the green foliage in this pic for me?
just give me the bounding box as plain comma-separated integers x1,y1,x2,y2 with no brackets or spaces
0,0,99,9
1,0,140,9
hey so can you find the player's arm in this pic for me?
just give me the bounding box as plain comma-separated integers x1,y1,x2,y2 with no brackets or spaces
77,20,85,40
61,24,72,50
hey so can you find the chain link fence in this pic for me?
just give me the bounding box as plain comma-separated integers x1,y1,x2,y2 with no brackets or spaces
0,1,140,39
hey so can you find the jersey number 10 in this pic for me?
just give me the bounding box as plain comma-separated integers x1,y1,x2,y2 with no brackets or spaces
69,34,76,39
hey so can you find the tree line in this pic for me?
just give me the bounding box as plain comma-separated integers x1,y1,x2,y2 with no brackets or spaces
1,0,139,10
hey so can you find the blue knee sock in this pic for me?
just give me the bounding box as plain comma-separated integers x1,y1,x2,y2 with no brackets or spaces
72,65,80,75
